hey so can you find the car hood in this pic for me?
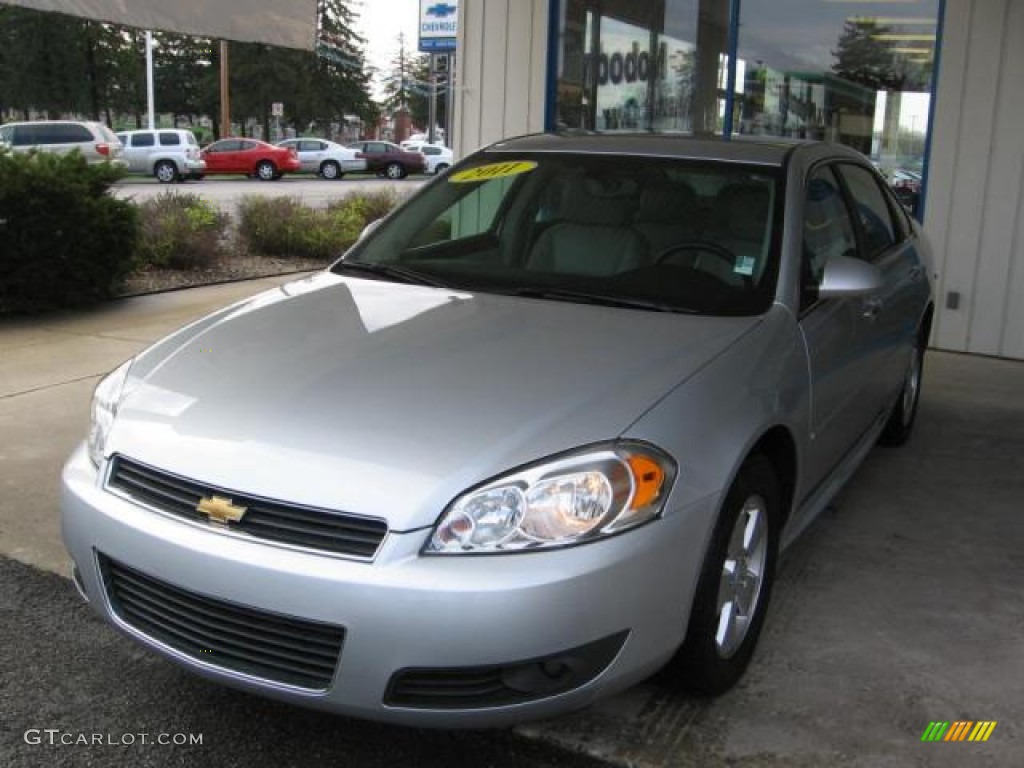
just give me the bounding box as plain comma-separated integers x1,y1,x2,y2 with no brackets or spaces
109,273,759,532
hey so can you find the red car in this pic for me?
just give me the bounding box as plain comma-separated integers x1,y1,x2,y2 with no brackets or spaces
200,138,300,180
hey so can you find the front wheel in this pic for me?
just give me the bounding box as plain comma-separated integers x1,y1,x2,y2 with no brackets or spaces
879,337,924,446
665,454,780,696
384,162,405,180
256,160,277,181
434,163,450,175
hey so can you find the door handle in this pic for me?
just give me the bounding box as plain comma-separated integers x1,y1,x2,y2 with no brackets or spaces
861,298,883,319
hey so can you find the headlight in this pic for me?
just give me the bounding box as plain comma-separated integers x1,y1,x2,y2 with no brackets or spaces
425,443,676,554
87,359,133,467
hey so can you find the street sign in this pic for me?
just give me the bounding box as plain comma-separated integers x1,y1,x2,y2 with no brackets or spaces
271,102,284,117
419,0,457,53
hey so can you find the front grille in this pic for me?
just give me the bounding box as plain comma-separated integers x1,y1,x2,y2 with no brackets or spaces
100,554,344,690
107,456,387,558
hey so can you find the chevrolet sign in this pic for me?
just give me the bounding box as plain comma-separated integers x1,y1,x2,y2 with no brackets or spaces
420,0,458,52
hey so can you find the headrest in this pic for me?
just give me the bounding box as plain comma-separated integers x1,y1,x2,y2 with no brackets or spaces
637,181,698,224
560,175,635,226
712,184,771,241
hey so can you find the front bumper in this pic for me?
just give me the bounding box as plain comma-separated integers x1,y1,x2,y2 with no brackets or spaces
61,444,714,727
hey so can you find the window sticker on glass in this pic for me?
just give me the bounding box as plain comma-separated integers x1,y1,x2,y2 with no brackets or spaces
449,161,538,184
735,255,756,276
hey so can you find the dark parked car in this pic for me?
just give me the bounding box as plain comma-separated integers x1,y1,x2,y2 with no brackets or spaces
200,138,300,180
346,140,425,179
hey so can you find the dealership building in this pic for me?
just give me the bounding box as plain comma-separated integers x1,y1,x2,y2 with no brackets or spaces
452,0,1024,360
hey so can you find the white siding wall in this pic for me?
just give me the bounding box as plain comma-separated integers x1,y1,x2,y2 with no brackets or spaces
454,0,549,159
925,0,1024,359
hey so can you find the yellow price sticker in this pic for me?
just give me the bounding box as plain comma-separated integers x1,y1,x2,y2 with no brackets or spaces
449,160,538,183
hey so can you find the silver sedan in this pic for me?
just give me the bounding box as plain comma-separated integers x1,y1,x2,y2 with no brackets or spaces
62,133,933,727
276,137,367,179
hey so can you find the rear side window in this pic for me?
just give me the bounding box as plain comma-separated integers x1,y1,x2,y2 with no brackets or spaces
837,164,899,259
0,125,13,143
31,123,94,144
132,133,155,147
298,140,323,151
239,140,258,151
158,132,181,146
423,147,441,156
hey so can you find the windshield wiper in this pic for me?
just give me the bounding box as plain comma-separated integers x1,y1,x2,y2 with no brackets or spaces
336,260,448,288
510,287,695,313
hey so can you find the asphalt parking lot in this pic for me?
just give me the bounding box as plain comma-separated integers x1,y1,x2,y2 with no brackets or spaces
1,278,1022,767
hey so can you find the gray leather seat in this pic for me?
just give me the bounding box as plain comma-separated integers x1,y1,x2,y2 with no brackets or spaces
527,177,649,277
634,180,701,256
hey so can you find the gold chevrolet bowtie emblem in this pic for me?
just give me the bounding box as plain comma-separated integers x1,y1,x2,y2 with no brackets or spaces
196,495,247,525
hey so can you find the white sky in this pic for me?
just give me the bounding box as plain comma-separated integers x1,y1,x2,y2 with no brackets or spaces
353,0,422,97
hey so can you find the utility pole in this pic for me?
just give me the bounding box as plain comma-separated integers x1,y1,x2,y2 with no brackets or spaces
219,40,230,138
427,54,438,145
145,31,155,130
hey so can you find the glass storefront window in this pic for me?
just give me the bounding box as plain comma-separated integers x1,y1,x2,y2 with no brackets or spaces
552,0,941,214
733,0,939,212
555,0,729,133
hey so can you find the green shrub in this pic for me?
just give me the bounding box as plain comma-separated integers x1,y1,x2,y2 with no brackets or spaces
236,192,401,260
0,149,136,313
136,192,229,270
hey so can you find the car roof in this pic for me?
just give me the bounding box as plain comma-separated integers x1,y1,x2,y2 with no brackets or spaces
480,132,859,167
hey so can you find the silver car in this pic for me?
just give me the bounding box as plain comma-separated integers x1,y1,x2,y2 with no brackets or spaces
0,120,126,166
276,138,367,179
62,134,933,727
116,129,206,183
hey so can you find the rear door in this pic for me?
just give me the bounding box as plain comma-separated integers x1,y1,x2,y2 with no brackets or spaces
833,162,929,416
295,140,326,172
123,132,154,172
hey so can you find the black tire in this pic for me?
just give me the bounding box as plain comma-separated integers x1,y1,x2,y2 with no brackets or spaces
434,163,450,175
384,162,405,180
666,454,780,696
256,160,277,181
189,174,205,182
154,160,179,184
320,160,342,180
879,335,925,446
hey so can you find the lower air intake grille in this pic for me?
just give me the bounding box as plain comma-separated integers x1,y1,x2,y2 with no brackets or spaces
100,554,344,690
385,631,628,709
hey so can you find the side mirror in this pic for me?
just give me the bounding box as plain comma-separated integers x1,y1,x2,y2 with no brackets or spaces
359,218,383,240
818,254,883,299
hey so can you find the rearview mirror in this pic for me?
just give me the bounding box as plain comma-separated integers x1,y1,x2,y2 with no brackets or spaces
818,254,883,299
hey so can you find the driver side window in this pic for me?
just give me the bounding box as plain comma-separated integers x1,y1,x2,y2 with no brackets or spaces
802,166,856,310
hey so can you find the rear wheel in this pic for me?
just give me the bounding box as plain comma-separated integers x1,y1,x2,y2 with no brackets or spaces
256,160,277,181
434,162,450,175
384,162,405,180
666,454,780,696
879,335,924,446
320,160,342,180
154,160,178,184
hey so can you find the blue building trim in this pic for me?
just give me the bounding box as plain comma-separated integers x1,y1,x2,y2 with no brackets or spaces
722,0,742,138
544,0,561,131
918,0,946,222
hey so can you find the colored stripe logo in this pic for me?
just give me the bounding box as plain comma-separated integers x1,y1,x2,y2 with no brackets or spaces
921,721,997,742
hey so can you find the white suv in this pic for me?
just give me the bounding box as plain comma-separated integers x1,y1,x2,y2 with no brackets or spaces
0,120,126,166
116,129,206,183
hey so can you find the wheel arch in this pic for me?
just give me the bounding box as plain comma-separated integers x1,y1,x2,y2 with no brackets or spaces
919,302,934,346
746,426,798,528
152,157,179,174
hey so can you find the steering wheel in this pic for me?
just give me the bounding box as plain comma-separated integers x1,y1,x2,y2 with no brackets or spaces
654,241,736,268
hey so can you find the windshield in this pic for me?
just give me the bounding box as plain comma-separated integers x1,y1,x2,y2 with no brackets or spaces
336,152,781,316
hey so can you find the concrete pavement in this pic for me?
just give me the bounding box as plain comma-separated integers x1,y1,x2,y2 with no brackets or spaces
2,278,1022,766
